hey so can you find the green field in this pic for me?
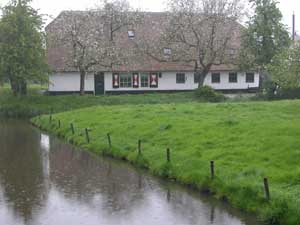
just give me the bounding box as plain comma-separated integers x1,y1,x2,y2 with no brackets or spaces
0,85,198,118
32,100,300,225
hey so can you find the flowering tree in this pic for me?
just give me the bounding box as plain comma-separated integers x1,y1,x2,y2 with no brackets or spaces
136,0,245,88
47,0,141,95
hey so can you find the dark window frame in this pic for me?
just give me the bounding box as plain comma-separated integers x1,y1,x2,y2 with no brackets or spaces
246,73,255,83
229,73,238,83
176,73,186,84
211,73,220,83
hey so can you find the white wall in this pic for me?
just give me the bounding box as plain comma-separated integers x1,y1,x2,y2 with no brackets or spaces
49,72,94,92
104,71,260,92
48,71,259,93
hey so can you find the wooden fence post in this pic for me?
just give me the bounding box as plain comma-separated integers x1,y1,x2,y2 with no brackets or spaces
166,148,171,162
210,161,215,179
70,123,75,134
138,140,142,155
107,133,112,148
264,177,270,201
85,128,90,143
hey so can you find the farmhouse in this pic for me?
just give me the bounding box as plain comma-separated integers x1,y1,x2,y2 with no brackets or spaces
46,11,260,95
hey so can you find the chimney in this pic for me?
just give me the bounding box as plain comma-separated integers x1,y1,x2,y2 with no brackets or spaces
293,12,295,41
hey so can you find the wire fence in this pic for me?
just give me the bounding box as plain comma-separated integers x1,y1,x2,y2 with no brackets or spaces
36,114,272,202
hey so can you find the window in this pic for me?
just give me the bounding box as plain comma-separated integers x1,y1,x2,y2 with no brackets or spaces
120,74,132,88
176,73,185,84
163,48,172,56
246,73,254,83
141,74,149,87
229,73,237,83
128,30,135,39
211,73,220,83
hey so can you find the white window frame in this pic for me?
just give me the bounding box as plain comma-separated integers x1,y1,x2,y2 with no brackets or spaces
120,74,132,88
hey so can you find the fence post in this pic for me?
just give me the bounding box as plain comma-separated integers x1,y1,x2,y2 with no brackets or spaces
210,161,215,179
70,123,75,134
107,133,112,148
166,148,171,162
138,140,142,155
264,177,270,201
85,128,90,143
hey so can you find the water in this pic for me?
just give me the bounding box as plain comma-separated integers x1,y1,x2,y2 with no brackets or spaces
0,120,261,225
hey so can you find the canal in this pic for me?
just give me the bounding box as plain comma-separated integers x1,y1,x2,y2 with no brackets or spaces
0,120,261,225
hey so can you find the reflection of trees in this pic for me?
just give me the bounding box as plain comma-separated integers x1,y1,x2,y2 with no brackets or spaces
0,122,260,225
159,183,259,225
49,138,146,215
49,137,260,225
0,121,48,224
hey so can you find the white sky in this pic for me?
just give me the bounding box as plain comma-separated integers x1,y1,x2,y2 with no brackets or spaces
0,0,299,35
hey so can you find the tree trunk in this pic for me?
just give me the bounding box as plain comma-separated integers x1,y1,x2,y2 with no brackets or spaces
79,69,86,96
197,71,209,89
19,79,27,95
10,78,19,96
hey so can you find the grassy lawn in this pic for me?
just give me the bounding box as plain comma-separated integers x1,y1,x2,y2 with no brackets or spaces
0,85,197,118
32,100,300,225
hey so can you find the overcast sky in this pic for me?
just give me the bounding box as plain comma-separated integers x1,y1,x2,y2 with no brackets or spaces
0,0,299,35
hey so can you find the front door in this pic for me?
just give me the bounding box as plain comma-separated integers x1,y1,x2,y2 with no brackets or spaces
94,72,105,95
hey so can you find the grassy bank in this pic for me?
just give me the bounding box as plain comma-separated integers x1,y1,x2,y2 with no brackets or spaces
0,85,197,118
32,100,300,225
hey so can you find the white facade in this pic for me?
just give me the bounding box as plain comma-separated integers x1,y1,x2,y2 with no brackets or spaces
104,71,260,92
49,72,94,92
49,71,260,94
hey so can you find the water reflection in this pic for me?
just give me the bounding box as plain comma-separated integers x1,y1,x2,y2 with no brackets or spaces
0,121,261,225
0,121,48,225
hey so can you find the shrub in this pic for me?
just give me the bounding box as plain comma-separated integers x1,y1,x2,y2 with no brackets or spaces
194,85,226,102
257,81,300,100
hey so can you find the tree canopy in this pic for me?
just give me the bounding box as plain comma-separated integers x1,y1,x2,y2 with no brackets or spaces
136,0,245,88
267,42,300,89
48,0,142,95
239,0,290,70
0,0,48,95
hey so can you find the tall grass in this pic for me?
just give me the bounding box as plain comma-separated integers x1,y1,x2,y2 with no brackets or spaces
0,85,197,118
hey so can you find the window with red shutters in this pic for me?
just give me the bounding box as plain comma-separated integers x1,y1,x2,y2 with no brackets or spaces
132,73,139,88
112,73,119,88
150,73,158,88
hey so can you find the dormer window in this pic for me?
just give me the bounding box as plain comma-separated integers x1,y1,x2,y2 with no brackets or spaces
163,48,172,56
128,30,135,39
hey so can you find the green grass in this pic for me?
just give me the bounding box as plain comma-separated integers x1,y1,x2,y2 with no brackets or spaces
32,100,300,225
0,85,197,118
